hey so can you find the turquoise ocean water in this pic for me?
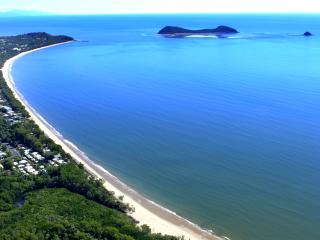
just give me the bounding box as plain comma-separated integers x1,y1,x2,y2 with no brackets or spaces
1,14,320,240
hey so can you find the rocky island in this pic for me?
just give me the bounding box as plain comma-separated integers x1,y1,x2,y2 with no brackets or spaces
303,31,313,36
158,25,239,37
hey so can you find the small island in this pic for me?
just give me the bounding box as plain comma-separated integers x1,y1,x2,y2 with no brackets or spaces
303,31,312,36
158,25,239,37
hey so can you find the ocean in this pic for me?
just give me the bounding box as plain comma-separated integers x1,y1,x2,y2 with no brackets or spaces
1,14,320,240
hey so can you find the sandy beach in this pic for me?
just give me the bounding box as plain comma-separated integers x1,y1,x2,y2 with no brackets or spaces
1,42,223,240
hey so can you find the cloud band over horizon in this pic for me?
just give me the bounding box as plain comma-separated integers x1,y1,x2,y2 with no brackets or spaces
0,0,320,14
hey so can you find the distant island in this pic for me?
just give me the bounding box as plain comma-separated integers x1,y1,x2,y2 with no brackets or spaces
158,25,239,37
304,31,313,36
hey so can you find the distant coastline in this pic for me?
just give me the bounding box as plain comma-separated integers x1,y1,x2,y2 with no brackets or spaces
2,42,225,240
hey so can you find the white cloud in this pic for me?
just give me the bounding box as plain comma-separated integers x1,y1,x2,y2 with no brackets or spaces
1,0,320,14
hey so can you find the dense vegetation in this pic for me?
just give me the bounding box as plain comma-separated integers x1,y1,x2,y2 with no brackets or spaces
0,164,178,239
0,187,177,240
0,116,13,142
0,163,128,212
0,33,180,240
0,32,74,66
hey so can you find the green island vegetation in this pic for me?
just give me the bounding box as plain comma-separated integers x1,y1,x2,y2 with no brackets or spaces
0,33,179,240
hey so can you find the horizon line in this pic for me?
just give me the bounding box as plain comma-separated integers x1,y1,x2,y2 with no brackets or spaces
1,10,320,16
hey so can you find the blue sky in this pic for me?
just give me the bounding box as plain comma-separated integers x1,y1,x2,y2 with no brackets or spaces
0,0,319,14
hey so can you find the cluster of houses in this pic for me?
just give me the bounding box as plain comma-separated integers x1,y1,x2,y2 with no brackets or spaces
0,144,68,176
0,97,24,125
13,147,45,175
10,45,28,53
0,94,68,176
0,37,30,55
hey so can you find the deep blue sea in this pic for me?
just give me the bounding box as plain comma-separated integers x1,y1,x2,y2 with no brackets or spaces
1,14,320,240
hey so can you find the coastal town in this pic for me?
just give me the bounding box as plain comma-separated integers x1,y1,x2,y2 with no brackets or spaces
0,33,73,176
0,94,68,175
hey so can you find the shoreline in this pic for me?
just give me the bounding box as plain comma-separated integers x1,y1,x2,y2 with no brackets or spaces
1,42,224,240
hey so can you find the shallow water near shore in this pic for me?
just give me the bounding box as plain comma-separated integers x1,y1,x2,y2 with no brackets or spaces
2,14,320,240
